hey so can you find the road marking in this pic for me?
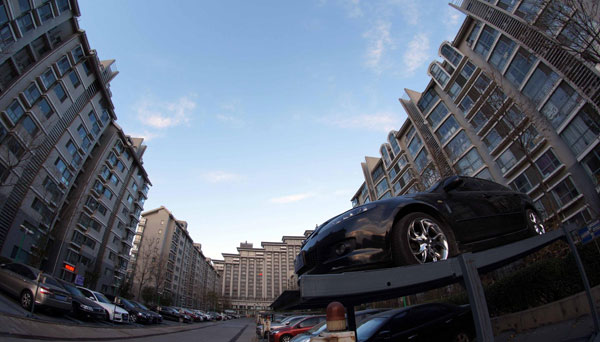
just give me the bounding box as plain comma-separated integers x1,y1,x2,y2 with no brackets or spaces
228,324,248,342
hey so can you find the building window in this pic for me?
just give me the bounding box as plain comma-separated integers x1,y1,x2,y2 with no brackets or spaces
371,165,384,183
552,177,579,207
103,188,113,200
388,133,401,155
460,61,476,79
497,0,518,12
436,115,459,144
17,13,34,34
417,88,439,114
560,104,600,156
37,3,53,23
57,0,70,13
68,71,80,88
522,64,560,106
470,110,492,132
414,150,429,172
408,134,423,157
72,46,84,63
21,116,38,136
6,100,25,124
421,165,440,189
394,170,413,193
7,136,24,158
511,172,534,193
41,68,57,89
497,149,517,174
0,24,14,50
447,82,462,100
375,179,390,198
467,21,482,46
581,145,600,186
381,146,392,167
535,149,561,177
24,83,41,105
489,35,516,71
473,73,491,94
427,102,449,128
515,0,544,22
54,158,72,185
445,130,471,161
476,168,493,181
77,125,91,152
57,56,71,75
389,155,408,180
66,140,82,167
441,44,463,67
505,48,537,87
540,82,582,129
429,63,450,88
474,25,499,58
88,111,100,135
54,83,67,102
456,148,483,176
458,94,475,114
43,176,61,203
110,174,119,186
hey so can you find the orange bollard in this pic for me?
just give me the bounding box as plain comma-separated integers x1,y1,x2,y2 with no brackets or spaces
310,302,355,342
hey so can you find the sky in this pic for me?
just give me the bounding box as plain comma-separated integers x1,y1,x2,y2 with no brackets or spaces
77,0,465,260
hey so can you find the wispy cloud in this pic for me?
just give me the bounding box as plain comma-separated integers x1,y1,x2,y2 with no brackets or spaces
216,100,245,127
403,33,430,74
136,96,197,129
319,111,401,132
363,21,394,73
269,192,315,204
443,7,465,40
128,130,163,142
200,171,243,183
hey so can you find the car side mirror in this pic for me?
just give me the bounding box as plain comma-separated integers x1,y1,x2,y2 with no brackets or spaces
443,176,463,192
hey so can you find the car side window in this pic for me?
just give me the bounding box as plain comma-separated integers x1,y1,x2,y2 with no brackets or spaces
478,179,511,192
79,288,93,299
299,317,320,328
456,178,482,192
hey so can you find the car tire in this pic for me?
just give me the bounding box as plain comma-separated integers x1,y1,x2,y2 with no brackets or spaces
20,290,33,311
105,310,111,322
525,208,545,236
452,331,472,342
131,314,137,323
280,335,292,342
392,212,457,265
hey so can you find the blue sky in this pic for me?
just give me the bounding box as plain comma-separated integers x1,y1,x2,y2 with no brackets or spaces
78,0,465,260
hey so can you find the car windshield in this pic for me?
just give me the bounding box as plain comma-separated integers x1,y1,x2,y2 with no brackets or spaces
134,302,149,310
356,317,387,341
94,292,111,304
287,316,306,326
120,298,134,307
42,275,61,287
61,283,83,297
307,321,327,334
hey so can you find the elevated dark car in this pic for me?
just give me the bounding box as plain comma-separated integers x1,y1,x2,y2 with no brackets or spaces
131,300,163,323
296,176,545,275
56,279,105,320
115,297,155,324
356,303,474,341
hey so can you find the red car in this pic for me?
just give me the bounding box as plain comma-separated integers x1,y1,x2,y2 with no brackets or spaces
269,316,326,342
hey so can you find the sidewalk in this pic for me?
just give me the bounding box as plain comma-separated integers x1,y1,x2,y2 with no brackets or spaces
0,313,218,340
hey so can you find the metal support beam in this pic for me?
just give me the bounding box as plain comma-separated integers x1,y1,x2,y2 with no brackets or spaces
457,253,494,342
564,225,600,335
345,304,357,336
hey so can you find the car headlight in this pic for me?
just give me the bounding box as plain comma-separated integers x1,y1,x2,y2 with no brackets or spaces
137,312,144,316
333,203,377,225
80,304,93,311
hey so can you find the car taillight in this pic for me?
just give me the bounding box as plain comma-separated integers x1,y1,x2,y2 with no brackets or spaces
39,287,52,295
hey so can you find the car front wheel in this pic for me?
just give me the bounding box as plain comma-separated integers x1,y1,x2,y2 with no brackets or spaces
280,335,292,342
392,212,457,265
526,209,545,235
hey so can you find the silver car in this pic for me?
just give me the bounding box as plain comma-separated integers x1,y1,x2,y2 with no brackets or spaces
0,263,72,312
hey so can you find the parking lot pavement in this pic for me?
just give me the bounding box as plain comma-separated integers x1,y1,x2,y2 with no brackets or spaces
495,314,597,342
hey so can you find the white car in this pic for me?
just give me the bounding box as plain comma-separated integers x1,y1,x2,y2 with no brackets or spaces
77,286,129,323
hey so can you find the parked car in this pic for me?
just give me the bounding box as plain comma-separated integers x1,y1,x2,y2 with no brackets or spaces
296,176,546,276
131,300,163,323
0,262,71,312
269,315,326,342
181,308,201,322
260,316,308,339
56,279,105,320
77,286,129,323
355,303,474,342
115,297,155,324
290,309,386,342
158,306,181,322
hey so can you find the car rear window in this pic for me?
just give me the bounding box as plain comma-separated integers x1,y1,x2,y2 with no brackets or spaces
42,275,60,287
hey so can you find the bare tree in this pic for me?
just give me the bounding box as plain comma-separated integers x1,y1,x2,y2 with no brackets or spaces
535,0,600,66
132,237,160,300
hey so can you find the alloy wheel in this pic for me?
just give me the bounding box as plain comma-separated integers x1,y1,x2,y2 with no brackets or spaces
20,291,32,310
528,210,545,235
407,217,449,263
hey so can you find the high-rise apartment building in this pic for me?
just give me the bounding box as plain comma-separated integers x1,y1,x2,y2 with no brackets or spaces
0,0,151,294
129,207,220,309
212,231,312,314
352,0,600,229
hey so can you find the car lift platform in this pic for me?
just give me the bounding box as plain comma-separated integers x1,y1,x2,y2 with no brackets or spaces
271,225,600,341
